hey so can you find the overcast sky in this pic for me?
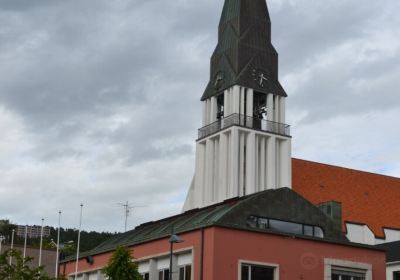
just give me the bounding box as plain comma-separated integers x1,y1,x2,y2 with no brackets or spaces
0,0,399,233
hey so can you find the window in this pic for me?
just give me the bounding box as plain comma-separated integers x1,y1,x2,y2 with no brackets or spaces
179,265,192,280
241,264,274,280
159,269,170,280
332,268,366,280
247,215,324,238
141,273,149,280
394,271,400,280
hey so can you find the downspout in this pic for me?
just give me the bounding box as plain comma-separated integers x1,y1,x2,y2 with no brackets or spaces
200,228,205,280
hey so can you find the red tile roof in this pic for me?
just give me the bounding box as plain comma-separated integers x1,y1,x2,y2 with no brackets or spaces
292,158,400,239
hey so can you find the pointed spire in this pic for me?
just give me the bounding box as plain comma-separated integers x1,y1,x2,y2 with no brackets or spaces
201,0,286,101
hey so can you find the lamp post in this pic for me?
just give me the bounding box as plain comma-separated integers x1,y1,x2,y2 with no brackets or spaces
0,235,5,254
169,233,184,280
55,211,62,278
10,229,15,265
39,218,44,267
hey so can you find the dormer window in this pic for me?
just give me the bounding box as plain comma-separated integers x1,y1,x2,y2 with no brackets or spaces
247,215,325,238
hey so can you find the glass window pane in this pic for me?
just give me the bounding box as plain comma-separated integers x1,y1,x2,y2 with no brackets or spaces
251,265,274,280
164,269,170,280
241,265,249,280
394,272,400,280
331,274,340,280
185,265,192,280
304,225,313,236
179,267,184,280
159,271,163,280
314,227,324,238
269,219,303,235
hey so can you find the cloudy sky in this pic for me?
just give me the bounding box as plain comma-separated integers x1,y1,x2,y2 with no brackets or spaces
0,0,399,233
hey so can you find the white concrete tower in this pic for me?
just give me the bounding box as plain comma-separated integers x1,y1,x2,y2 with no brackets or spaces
183,0,291,211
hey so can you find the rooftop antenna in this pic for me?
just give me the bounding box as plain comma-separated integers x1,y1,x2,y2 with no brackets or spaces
117,201,146,232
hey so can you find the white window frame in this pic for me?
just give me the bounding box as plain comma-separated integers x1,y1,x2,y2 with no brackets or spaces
324,258,372,280
178,264,192,280
238,260,279,280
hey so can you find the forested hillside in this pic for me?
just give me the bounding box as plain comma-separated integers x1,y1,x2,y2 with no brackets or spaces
0,220,117,257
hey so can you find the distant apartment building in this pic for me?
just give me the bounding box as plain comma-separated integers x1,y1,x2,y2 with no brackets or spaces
16,225,51,239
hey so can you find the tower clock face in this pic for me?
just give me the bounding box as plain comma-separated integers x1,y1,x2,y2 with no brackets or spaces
252,68,269,88
213,71,225,89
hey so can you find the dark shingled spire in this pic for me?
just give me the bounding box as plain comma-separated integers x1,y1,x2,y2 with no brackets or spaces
201,0,287,101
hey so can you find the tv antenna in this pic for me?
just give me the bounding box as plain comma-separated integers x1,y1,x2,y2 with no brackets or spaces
117,201,146,232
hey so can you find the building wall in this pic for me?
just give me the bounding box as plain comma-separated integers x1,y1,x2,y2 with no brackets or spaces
387,263,400,280
211,227,386,280
61,229,209,280
1,244,56,277
60,227,386,280
346,223,400,245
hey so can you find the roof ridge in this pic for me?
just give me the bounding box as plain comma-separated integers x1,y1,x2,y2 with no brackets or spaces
293,158,400,180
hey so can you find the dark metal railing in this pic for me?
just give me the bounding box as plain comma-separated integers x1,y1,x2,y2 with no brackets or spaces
198,113,291,139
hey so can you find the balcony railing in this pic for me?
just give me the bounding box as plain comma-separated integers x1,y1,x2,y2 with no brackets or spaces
198,113,291,139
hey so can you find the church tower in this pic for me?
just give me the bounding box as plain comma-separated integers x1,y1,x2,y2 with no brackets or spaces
183,0,291,211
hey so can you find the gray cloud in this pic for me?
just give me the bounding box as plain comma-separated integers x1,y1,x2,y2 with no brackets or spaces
0,0,398,231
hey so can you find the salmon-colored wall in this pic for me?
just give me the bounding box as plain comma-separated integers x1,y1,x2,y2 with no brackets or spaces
62,227,386,280
211,227,386,280
61,229,211,279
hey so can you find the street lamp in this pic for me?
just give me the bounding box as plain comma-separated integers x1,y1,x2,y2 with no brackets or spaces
169,233,184,280
0,235,5,254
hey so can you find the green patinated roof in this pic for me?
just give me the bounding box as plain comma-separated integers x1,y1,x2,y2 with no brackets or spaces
201,0,287,101
63,188,356,262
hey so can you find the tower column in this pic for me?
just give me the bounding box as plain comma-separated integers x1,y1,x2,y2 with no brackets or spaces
279,97,286,124
274,96,280,122
232,86,240,114
218,132,228,201
194,142,206,207
245,131,256,195
229,127,239,198
267,93,274,121
260,136,266,191
210,96,218,123
205,139,214,204
224,90,230,117
267,136,276,189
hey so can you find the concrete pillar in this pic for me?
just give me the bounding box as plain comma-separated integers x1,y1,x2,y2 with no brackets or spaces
218,132,228,201
267,93,274,121
279,97,286,124
213,138,219,202
224,90,230,117
149,259,157,280
210,96,218,123
274,96,280,122
240,87,245,118
279,139,292,189
202,101,207,126
232,86,240,114
267,136,276,189
229,127,239,198
239,131,245,196
260,136,266,191
245,131,256,195
246,88,254,129
246,88,254,117
194,143,206,208
205,139,214,205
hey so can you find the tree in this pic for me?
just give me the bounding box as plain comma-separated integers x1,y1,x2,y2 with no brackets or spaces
103,246,142,280
0,249,66,280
